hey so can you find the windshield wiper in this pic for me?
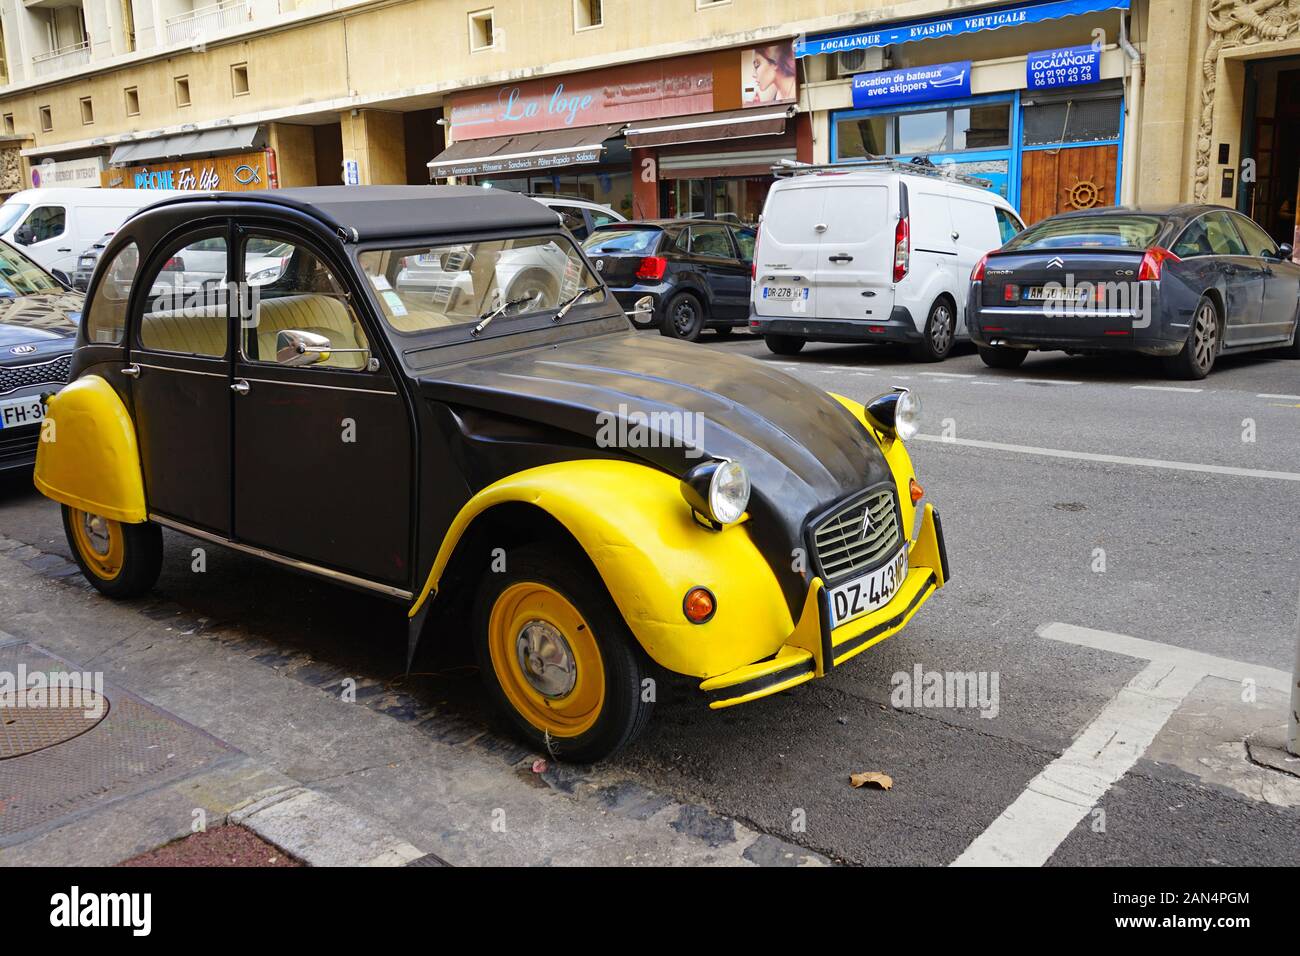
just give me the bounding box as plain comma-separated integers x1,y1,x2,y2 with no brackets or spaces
470,294,535,336
553,286,602,322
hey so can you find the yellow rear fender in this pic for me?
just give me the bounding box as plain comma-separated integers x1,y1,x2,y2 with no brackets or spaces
34,375,147,524
411,459,795,679
829,392,919,536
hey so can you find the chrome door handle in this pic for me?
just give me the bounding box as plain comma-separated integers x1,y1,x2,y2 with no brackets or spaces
231,380,250,396
121,364,140,378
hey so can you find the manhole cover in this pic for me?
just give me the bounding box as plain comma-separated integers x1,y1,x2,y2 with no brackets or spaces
0,690,109,759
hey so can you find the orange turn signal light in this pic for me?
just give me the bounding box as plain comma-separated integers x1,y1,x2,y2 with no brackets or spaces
909,478,925,504
683,586,716,624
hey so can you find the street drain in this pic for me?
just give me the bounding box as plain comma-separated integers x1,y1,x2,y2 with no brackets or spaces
0,690,109,759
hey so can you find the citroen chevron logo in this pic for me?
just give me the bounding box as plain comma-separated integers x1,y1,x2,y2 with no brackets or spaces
861,507,874,540
1047,257,1066,269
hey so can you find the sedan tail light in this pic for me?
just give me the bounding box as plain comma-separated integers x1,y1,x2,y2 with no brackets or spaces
893,217,910,283
636,256,668,281
1138,246,1180,281
971,254,990,282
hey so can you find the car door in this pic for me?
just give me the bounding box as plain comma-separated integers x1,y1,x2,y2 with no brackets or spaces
1195,211,1264,347
13,204,73,275
730,226,757,315
231,227,413,591
752,182,824,320
687,223,746,319
1230,212,1299,344
128,225,234,535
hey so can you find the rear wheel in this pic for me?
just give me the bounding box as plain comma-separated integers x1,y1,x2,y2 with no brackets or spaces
977,345,1028,369
660,291,706,342
911,298,956,362
62,506,163,598
1163,295,1220,380
474,545,654,762
764,334,806,356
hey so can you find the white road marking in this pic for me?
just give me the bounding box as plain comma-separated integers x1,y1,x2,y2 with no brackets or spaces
921,371,977,378
952,623,1290,867
970,380,1001,386
1013,378,1081,386
913,434,1300,482
1259,393,1300,401
1132,385,1203,393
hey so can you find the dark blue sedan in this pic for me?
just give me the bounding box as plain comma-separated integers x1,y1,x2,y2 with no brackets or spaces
967,205,1300,379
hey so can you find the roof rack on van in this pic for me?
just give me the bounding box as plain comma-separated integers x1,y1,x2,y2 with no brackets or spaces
772,158,992,189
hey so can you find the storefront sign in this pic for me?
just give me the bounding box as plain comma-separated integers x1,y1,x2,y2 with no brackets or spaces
448,57,714,140
1027,45,1100,89
102,151,270,191
741,42,797,107
32,157,104,188
851,61,971,108
438,148,603,179
796,0,1130,57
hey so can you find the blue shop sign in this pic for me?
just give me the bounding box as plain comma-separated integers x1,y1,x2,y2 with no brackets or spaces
797,0,1130,57
1027,44,1101,89
852,61,971,109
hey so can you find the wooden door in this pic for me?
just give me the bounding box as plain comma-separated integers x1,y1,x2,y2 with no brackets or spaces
1019,145,1119,224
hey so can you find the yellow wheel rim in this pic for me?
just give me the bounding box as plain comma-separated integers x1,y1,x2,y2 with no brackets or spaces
69,509,125,581
487,581,605,739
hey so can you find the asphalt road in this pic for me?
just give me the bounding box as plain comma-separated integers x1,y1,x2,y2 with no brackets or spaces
2,330,1297,866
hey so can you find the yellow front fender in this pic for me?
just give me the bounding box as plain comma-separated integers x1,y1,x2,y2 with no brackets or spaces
34,375,147,524
410,459,796,679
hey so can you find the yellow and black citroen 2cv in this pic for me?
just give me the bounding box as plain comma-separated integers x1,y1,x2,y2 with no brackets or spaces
34,186,949,760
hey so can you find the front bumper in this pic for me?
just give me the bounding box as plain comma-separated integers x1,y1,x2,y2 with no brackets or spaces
699,503,949,709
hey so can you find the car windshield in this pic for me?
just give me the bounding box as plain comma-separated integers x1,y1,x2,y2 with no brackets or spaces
0,203,30,235
582,228,663,255
1004,215,1164,251
358,233,605,335
0,239,63,296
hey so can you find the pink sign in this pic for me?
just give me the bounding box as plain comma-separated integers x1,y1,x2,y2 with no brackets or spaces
449,59,715,140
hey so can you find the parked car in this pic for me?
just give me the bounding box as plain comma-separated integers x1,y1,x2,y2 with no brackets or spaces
0,187,182,287
0,240,84,473
581,219,756,340
749,161,1024,360
525,194,625,240
967,205,1300,379
34,185,949,761
73,231,116,292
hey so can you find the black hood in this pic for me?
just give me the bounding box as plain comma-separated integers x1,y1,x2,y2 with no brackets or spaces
418,330,894,610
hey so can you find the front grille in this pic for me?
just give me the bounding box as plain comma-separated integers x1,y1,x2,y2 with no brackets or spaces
0,424,40,468
0,355,72,397
812,487,903,583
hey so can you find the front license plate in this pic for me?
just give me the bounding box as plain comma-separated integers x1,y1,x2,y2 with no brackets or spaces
1025,286,1086,302
762,286,809,301
0,396,46,430
828,547,908,628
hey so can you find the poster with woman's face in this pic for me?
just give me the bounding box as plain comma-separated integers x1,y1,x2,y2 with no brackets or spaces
742,42,797,107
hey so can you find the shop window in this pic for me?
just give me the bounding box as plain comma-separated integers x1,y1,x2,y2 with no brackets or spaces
469,9,496,51
174,76,191,109
897,110,948,154
39,106,52,133
231,63,249,97
124,87,140,117
837,101,1012,163
1022,97,1121,147
954,105,1010,150
574,0,602,30
80,97,94,125
836,115,891,158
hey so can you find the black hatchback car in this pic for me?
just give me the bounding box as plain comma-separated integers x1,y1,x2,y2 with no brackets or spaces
581,220,755,341
968,205,1300,378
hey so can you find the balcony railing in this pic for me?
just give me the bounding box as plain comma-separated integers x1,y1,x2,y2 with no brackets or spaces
31,40,90,78
165,0,250,45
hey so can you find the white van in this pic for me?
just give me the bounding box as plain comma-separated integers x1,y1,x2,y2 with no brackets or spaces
0,188,182,285
750,162,1024,360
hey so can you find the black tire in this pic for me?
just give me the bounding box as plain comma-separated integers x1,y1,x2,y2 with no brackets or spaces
473,544,654,762
61,505,163,599
910,298,957,362
713,324,734,337
977,345,1028,369
659,291,707,342
1163,295,1220,380
764,333,806,356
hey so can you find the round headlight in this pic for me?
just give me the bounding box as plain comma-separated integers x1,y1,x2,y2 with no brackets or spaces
894,389,921,441
709,460,750,525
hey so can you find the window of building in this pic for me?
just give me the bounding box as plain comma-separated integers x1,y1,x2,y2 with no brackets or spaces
574,0,602,29
1021,97,1121,147
837,103,1011,159
469,9,495,51
80,97,94,125
39,106,52,133
124,87,140,117
2,114,14,135
231,62,249,97
174,75,191,109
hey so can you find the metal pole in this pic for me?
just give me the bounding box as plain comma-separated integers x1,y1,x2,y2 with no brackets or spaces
1290,583,1299,756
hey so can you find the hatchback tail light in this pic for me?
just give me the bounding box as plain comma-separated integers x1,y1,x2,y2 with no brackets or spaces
636,256,668,281
893,217,910,283
971,254,990,282
1138,246,1180,281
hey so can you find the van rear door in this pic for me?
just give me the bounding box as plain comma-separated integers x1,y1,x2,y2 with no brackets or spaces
813,183,892,321
752,181,825,320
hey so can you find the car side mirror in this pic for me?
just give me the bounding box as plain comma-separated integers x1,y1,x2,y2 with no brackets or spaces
49,268,73,290
13,225,34,245
276,328,332,367
1276,243,1294,260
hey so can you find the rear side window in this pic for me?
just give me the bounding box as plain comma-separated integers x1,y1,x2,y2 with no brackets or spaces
582,228,662,255
1004,215,1163,251
732,228,756,259
84,242,139,345
689,224,733,257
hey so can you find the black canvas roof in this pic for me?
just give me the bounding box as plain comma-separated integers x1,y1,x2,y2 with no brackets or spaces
134,185,563,241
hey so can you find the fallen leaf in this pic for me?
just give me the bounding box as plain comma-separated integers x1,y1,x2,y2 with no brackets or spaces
850,771,893,790
531,758,549,774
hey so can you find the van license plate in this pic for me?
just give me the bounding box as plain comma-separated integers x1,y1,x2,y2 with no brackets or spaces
763,286,809,301
828,546,908,628
0,396,46,430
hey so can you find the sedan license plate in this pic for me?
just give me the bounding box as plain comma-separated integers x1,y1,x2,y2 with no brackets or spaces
1024,285,1086,302
762,286,809,301
0,396,46,430
828,547,908,628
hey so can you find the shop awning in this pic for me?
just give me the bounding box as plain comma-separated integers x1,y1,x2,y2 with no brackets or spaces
109,124,261,165
624,106,796,149
796,0,1130,57
428,123,625,178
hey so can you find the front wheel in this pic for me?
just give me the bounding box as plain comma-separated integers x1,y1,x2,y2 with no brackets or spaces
62,505,163,598
474,545,654,762
977,345,1028,369
764,333,805,355
1163,295,1220,380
